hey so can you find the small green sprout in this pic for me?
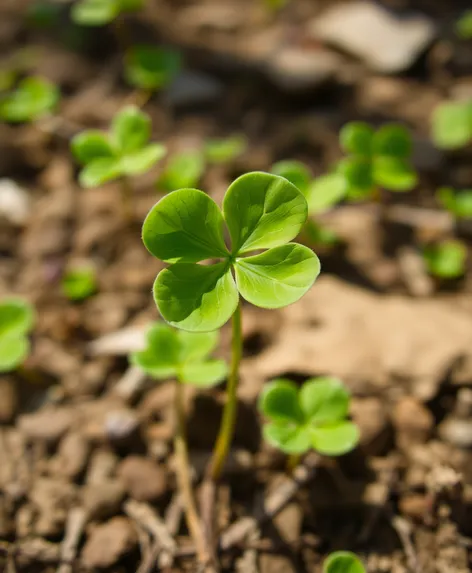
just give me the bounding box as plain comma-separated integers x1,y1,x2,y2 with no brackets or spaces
157,150,205,192
323,551,366,573
0,76,59,123
0,298,35,373
72,0,142,26
338,121,417,198
71,106,166,188
204,134,247,165
423,239,468,279
131,322,227,387
62,264,97,301
259,377,359,456
432,100,472,150
457,10,472,40
125,45,182,91
437,187,472,219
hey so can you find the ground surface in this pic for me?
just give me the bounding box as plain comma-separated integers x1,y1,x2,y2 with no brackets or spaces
1,0,472,571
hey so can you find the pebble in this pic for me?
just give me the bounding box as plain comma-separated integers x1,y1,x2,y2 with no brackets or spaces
392,396,434,446
351,397,391,455
0,178,31,225
118,456,167,502
18,407,73,444
82,480,126,520
439,417,472,448
53,432,90,479
81,517,138,569
309,2,435,73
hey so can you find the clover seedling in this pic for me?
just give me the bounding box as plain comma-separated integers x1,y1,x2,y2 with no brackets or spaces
157,149,205,192
338,121,417,198
131,322,227,387
71,105,166,218
62,264,97,301
323,551,366,573
0,76,59,123
423,239,468,279
72,0,142,26
432,100,472,150
259,377,359,457
437,187,472,219
457,11,472,40
125,45,181,92
204,134,247,165
0,298,35,373
142,171,320,479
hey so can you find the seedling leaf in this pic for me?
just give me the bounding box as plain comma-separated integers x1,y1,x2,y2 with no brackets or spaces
130,322,180,378
223,172,308,254
437,187,472,219
120,144,167,175
142,188,228,263
235,243,320,308
0,76,58,123
179,360,227,387
263,422,312,454
306,173,347,213
71,130,114,164
340,122,373,156
271,160,311,194
423,239,467,279
0,336,30,373
432,101,472,149
111,105,151,153
79,157,122,188
337,157,373,199
323,551,366,573
310,421,359,456
61,265,97,301
373,156,418,192
259,379,303,423
204,135,247,164
299,377,350,424
125,45,182,90
158,150,205,191
457,10,472,40
178,330,219,363
72,0,118,25
373,124,412,158
0,298,35,338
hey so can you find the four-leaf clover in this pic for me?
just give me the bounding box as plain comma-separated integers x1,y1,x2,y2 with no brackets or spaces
0,298,35,373
131,322,227,387
142,172,321,332
71,105,166,188
258,377,359,456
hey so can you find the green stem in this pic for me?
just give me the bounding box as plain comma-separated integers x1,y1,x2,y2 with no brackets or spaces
207,299,242,481
120,176,134,223
286,453,301,473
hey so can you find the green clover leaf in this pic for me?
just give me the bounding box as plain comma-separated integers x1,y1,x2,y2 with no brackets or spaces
432,100,472,150
0,298,35,373
0,76,59,123
124,45,182,91
143,172,320,332
258,377,359,456
157,150,205,192
423,239,468,279
340,122,374,157
72,0,142,26
61,264,97,301
437,187,472,219
323,551,366,573
71,105,166,188
131,322,227,387
204,135,247,165
457,11,472,40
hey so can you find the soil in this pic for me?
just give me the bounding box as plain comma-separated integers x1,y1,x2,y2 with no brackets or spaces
1,0,472,572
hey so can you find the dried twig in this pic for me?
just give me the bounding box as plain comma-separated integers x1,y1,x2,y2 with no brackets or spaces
56,508,87,573
391,515,420,573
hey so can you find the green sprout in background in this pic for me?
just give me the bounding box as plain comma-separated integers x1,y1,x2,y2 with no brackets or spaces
204,134,247,165
71,0,142,26
258,377,359,467
0,298,35,373
323,551,366,573
423,239,468,279
437,187,472,219
142,172,320,481
0,76,59,123
61,264,97,301
338,121,417,199
71,105,166,220
157,149,205,192
432,99,472,150
456,10,472,40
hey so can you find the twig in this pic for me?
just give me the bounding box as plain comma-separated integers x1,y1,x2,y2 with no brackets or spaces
56,508,87,573
391,515,420,573
113,365,147,402
164,493,183,537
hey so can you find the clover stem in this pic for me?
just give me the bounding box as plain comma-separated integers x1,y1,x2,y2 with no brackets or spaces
286,453,301,473
207,299,242,481
120,176,134,223
173,381,209,564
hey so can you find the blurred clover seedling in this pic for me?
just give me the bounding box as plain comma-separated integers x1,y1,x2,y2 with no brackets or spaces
142,172,320,480
457,10,472,40
0,76,59,123
259,377,359,459
62,264,97,301
72,0,142,26
432,100,472,150
204,134,247,165
71,105,166,219
0,298,35,373
338,121,417,199
423,239,468,279
157,149,205,192
131,322,227,387
125,45,181,99
323,551,366,573
437,187,472,219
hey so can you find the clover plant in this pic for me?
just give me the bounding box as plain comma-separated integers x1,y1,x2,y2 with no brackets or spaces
338,122,417,198
457,10,472,40
423,239,468,279
157,150,205,192
62,264,97,301
432,100,472,150
142,172,320,479
0,76,59,123
125,45,181,92
72,0,142,26
323,551,366,573
204,134,247,165
259,377,359,458
71,105,166,218
437,187,472,219
0,298,35,373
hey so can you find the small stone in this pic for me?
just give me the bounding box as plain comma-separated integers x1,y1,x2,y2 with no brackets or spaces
81,517,137,569
105,409,140,442
82,480,125,520
351,397,391,455
164,71,224,108
118,456,167,502
0,378,17,423
392,396,433,447
399,493,429,520
309,2,435,73
439,418,472,448
53,432,90,479
19,408,73,444
0,178,31,225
